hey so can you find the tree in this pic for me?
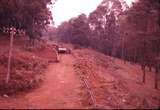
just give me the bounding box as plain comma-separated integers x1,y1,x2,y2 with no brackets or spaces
0,0,55,84
88,0,125,55
56,14,90,47
118,0,160,85
0,0,54,41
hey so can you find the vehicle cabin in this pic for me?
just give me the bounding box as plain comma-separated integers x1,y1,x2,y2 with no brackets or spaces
57,47,71,54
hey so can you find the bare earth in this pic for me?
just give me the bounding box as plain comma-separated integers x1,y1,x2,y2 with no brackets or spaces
0,54,83,109
0,47,160,109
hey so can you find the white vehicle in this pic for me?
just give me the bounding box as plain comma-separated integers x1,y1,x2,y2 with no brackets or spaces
57,47,71,54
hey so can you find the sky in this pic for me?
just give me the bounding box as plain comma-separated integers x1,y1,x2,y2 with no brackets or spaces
50,0,135,27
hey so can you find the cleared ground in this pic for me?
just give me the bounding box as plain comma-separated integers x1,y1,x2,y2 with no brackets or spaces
0,39,159,109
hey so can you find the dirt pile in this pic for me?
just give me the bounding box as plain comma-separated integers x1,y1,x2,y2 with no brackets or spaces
73,48,160,109
25,40,58,62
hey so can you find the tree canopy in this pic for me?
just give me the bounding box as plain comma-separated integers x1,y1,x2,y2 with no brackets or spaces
0,0,54,39
55,0,160,64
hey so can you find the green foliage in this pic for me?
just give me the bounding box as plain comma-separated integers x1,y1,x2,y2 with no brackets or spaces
0,0,54,39
88,0,123,55
120,0,160,62
56,14,90,47
55,0,160,65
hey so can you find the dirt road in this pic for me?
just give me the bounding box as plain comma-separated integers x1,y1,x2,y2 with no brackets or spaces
0,48,159,109
0,54,84,109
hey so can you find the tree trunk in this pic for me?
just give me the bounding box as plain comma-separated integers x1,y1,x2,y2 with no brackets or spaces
121,37,124,59
142,65,146,83
149,63,152,72
143,68,146,83
134,48,137,63
121,36,126,64
155,65,159,89
6,32,14,84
